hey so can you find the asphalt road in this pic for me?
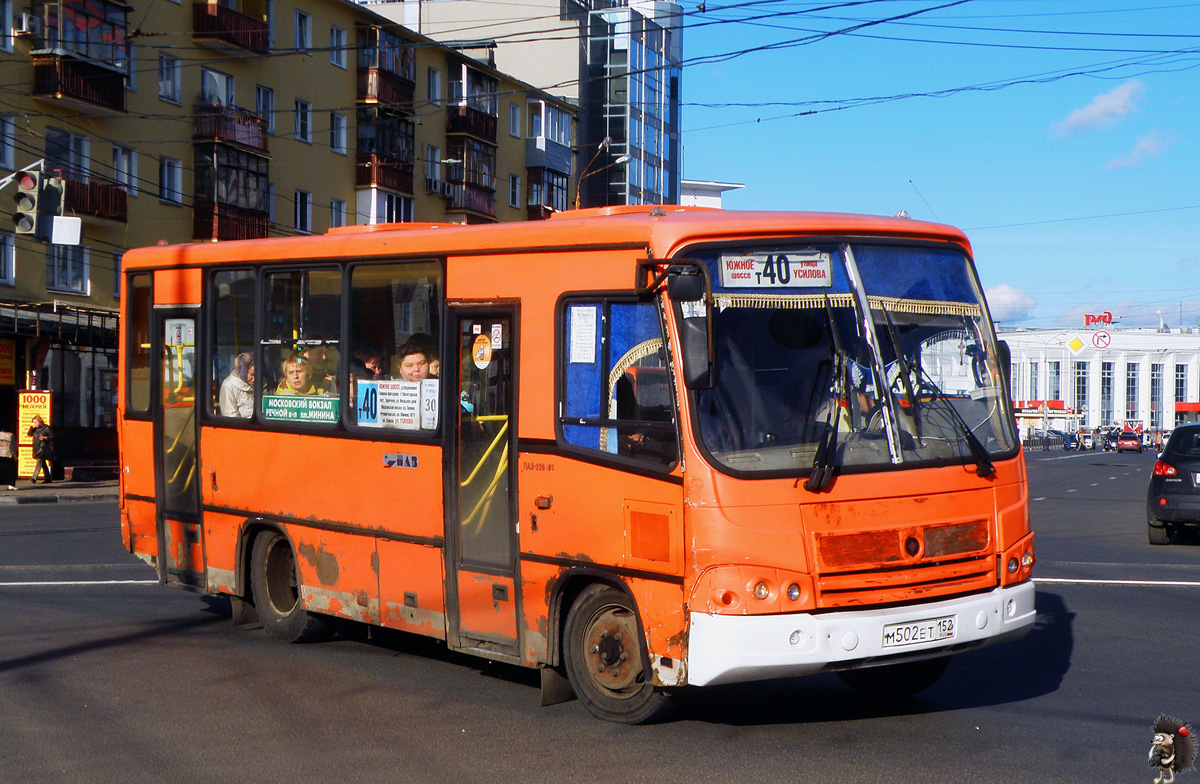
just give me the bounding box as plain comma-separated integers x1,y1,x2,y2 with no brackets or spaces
1,452,1195,783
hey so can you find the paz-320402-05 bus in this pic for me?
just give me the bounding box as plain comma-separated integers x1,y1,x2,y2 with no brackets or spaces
118,205,1035,723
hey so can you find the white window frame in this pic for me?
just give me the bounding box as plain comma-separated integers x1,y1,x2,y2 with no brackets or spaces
158,52,181,104
46,244,90,295
509,174,520,208
294,100,311,143
124,42,136,91
294,190,312,233
294,10,311,52
330,112,346,154
159,157,182,204
427,67,441,104
113,146,138,196
509,103,521,138
256,85,275,133
330,199,346,228
330,25,346,68
0,232,13,286
200,66,235,106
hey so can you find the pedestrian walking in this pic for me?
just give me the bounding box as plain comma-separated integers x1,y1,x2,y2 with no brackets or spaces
0,430,16,490
26,415,54,484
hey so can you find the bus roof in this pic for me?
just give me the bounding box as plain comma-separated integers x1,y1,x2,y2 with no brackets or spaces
122,206,973,269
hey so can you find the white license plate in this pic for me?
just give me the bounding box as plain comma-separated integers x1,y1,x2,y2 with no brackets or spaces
882,616,956,648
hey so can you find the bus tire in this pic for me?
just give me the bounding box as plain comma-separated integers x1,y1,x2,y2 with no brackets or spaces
250,531,330,643
837,656,949,699
562,584,672,724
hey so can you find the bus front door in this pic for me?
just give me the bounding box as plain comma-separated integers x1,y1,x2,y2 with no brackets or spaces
153,312,203,588
447,310,520,660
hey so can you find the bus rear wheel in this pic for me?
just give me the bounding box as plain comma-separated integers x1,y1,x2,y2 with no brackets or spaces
563,584,672,724
250,531,330,643
838,656,949,699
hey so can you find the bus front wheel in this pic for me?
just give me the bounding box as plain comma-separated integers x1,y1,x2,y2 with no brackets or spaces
563,584,672,724
250,531,330,643
837,656,949,699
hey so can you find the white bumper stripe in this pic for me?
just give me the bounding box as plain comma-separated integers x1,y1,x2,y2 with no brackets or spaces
687,582,1036,687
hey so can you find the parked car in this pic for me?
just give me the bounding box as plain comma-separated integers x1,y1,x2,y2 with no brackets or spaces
1117,431,1143,453
1147,424,1200,544
1047,430,1078,450
1081,433,1094,450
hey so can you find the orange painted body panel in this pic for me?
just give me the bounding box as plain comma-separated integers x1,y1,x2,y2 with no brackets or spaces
377,540,447,638
289,525,381,625
153,267,203,306
199,428,444,541
201,511,243,593
122,498,157,560
456,572,518,641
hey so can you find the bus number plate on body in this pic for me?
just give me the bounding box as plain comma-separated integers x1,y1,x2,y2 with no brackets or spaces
881,616,955,648
718,251,832,289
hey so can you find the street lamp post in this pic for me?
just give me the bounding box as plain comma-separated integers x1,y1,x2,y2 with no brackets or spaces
574,136,630,209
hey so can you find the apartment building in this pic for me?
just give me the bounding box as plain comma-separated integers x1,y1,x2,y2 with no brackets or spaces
0,0,575,465
374,0,682,208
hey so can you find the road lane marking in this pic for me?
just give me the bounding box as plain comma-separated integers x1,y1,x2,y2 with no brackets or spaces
0,579,158,587
1035,578,1200,587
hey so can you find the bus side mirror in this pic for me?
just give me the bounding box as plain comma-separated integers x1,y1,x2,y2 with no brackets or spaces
667,271,715,390
996,339,1012,391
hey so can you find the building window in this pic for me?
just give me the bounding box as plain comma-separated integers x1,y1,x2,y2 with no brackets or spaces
1151,363,1163,429
112,252,121,299
509,174,520,208
330,113,347,154
1074,362,1089,419
1126,362,1139,422
509,103,521,137
0,232,13,286
200,67,234,106
158,53,180,103
46,244,89,294
294,190,312,233
1176,364,1188,404
425,144,441,183
294,100,312,142
256,86,275,133
113,146,138,196
0,116,13,170
1028,361,1039,401
382,192,412,223
427,67,441,104
159,157,182,204
1101,361,1114,426
330,25,346,68
330,199,346,228
294,10,311,52
1048,361,1061,401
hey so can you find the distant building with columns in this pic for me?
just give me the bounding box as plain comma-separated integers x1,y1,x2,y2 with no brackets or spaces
1000,326,1200,435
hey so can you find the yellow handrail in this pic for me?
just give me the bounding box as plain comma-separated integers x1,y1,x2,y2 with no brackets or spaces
459,417,508,488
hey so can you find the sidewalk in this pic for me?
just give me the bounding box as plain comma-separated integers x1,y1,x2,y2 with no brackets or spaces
0,478,120,505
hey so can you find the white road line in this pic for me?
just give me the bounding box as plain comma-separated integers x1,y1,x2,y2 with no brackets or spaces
1036,577,1200,587
0,579,158,587
1033,497,1047,501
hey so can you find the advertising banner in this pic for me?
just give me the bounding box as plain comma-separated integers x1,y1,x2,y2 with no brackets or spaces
0,339,14,387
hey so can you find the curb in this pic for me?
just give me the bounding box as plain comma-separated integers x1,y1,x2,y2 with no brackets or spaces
0,493,119,505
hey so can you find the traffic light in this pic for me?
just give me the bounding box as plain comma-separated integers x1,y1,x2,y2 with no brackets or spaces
13,170,40,235
38,176,64,241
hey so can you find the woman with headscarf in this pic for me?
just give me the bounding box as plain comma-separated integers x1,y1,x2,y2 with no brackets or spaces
219,352,255,418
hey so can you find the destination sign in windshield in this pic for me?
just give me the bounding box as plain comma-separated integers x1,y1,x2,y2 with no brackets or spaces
718,251,832,289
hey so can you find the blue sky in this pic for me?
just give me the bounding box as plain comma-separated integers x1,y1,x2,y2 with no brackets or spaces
680,0,1200,329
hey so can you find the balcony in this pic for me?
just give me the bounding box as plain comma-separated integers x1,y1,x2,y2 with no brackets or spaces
357,68,414,114
59,173,127,223
356,154,413,194
194,103,269,153
445,183,495,219
525,137,573,176
447,105,497,144
193,1,269,54
32,54,125,113
193,203,269,241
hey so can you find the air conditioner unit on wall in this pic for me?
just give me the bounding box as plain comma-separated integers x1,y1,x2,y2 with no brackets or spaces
440,182,454,198
424,177,441,194
15,12,41,36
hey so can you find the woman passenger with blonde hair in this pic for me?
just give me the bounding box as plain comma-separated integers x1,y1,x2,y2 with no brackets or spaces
275,355,321,396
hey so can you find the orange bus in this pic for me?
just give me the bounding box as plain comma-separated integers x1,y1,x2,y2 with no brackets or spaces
118,206,1035,723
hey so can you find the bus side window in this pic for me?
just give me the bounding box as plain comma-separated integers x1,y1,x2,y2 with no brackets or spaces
260,268,342,426
560,298,678,468
210,269,256,419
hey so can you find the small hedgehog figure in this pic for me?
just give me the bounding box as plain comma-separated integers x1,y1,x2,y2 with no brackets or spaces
1150,714,1197,784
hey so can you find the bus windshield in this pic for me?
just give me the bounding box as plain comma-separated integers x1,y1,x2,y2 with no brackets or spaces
690,242,1018,475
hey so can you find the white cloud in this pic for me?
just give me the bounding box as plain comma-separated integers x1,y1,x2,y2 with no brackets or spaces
1106,130,1175,169
986,284,1036,323
1053,79,1145,136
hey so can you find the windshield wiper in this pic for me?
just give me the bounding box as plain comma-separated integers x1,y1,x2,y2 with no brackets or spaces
805,294,846,493
915,364,995,477
879,308,923,443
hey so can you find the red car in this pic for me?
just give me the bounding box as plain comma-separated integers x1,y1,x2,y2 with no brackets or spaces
1116,432,1143,453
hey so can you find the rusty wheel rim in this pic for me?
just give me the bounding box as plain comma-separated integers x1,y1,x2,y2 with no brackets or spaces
263,537,299,615
581,602,643,696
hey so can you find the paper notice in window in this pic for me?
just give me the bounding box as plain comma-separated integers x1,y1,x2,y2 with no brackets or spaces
570,305,598,364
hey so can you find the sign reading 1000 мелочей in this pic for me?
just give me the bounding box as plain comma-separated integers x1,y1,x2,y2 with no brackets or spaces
719,251,832,289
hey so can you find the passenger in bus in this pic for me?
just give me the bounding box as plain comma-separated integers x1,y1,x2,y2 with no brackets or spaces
275,355,322,395
301,344,338,394
219,352,255,418
350,346,388,381
395,341,431,382
402,333,438,378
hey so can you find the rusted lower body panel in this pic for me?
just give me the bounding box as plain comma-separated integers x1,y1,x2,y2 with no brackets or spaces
122,498,157,564
291,526,380,625
201,510,244,594
456,572,517,642
378,540,447,639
